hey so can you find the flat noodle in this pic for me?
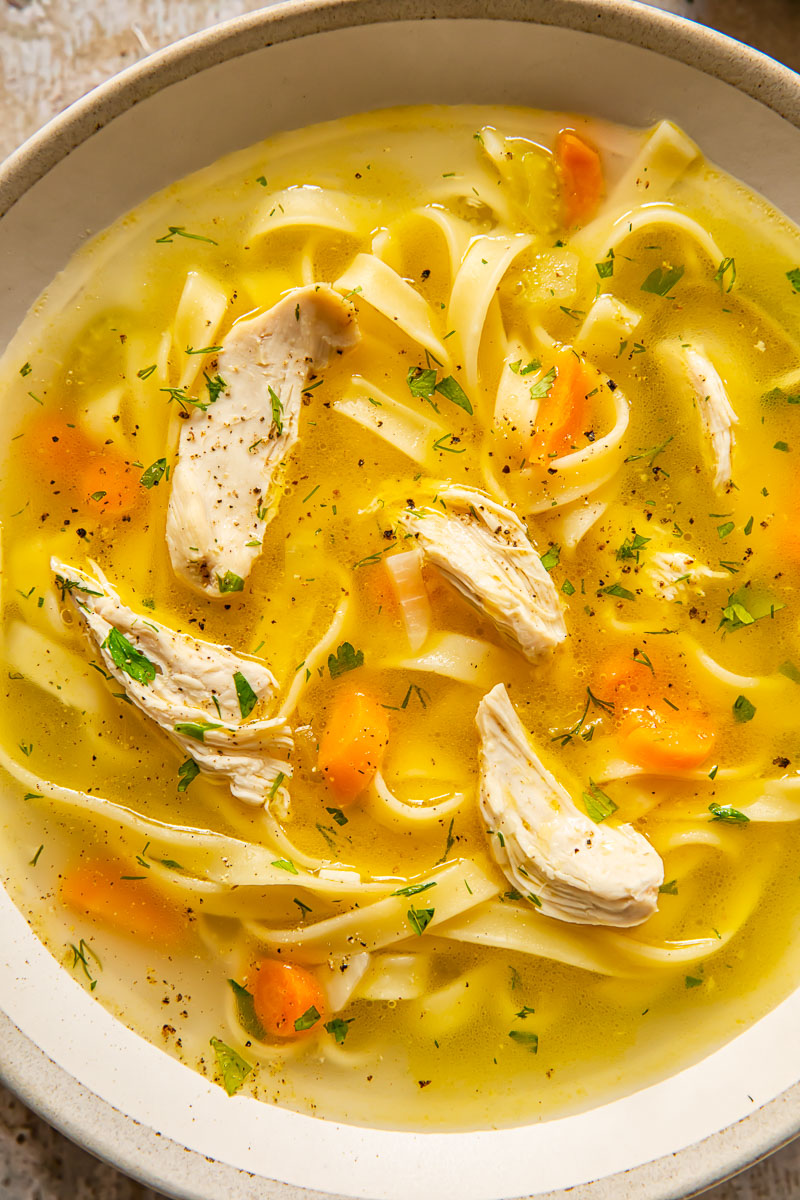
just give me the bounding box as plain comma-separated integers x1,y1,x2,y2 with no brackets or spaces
334,253,450,363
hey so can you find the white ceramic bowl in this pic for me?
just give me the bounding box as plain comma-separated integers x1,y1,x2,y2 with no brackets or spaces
1,3,800,1197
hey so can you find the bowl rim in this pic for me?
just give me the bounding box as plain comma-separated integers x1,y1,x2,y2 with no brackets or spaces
1,1,800,1197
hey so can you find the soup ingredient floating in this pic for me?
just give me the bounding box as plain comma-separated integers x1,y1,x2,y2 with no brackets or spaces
167,284,360,597
52,559,293,806
398,486,566,661
476,684,663,926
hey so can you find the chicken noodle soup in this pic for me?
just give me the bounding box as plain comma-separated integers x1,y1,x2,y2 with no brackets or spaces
2,106,800,1129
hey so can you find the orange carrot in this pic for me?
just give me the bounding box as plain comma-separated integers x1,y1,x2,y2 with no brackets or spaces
61,859,187,945
80,452,140,517
530,355,590,460
318,689,390,804
618,709,715,773
555,129,604,228
248,959,326,1039
27,415,94,477
595,651,715,771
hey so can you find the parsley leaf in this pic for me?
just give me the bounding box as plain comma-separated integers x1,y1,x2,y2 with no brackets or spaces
227,979,266,1039
233,671,258,719
708,802,750,824
140,458,167,489
407,906,435,935
174,720,221,743
102,628,157,686
641,264,684,296
324,1017,353,1044
786,267,800,294
582,779,618,823
617,532,650,562
540,544,560,572
508,1030,538,1053
732,694,756,723
294,1005,321,1032
177,758,200,791
210,1038,252,1095
602,583,635,601
434,375,473,415
659,879,679,895
328,641,364,678
204,372,227,405
407,366,438,400
529,366,557,401
595,258,614,279
217,571,244,593
271,858,299,874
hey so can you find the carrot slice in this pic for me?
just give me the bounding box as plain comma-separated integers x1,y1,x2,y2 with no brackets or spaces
80,453,140,517
595,651,715,771
555,129,604,228
26,415,94,478
61,859,187,945
619,709,715,772
530,355,590,460
318,689,390,804
248,959,326,1039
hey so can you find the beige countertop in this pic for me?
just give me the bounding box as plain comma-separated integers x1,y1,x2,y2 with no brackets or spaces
0,1,799,1197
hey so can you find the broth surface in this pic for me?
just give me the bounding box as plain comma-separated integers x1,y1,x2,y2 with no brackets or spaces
2,106,800,1129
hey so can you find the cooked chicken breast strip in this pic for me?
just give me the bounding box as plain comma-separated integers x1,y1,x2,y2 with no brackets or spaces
52,558,292,808
166,284,359,597
476,684,663,927
398,486,566,661
683,348,737,491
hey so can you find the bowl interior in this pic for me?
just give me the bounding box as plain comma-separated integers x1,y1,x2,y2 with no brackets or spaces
1,7,800,1200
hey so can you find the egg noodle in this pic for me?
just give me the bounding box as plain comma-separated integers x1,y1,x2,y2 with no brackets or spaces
1,106,800,1128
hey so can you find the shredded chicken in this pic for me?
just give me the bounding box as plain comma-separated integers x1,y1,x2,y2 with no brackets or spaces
647,549,727,601
683,348,737,490
476,684,663,926
52,558,292,807
166,284,359,597
398,486,566,661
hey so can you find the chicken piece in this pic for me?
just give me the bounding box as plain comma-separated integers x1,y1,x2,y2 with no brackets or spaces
166,285,359,597
476,684,663,926
52,558,292,808
683,348,737,491
646,549,727,601
398,486,565,661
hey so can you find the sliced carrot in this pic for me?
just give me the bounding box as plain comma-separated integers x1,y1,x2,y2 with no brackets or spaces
61,859,187,946
26,415,94,478
248,959,326,1039
318,689,390,804
79,452,140,517
555,129,604,228
618,709,715,773
530,355,590,460
594,650,715,772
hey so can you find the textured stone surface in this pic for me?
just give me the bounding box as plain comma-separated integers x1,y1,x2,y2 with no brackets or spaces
0,0,799,1196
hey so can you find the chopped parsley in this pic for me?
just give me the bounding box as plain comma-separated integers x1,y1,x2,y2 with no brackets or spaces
539,544,560,572
732,694,756,723
204,372,227,404
529,366,557,401
617,531,650,562
786,267,800,294
708,802,750,824
685,975,703,989
407,906,435,935
582,779,617,823
209,1038,252,1095
508,1030,538,1053
102,628,157,686
325,1017,353,1044
227,979,265,1039
269,385,284,435
595,257,614,279
714,257,736,293
174,720,221,743
271,857,299,874
659,879,679,895
294,1005,321,1032
326,806,349,826
156,226,218,245
233,670,258,718
177,758,200,791
602,583,635,601
328,641,364,678
217,571,245,594
140,458,167,489
435,375,472,414
641,264,684,296
392,881,437,897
